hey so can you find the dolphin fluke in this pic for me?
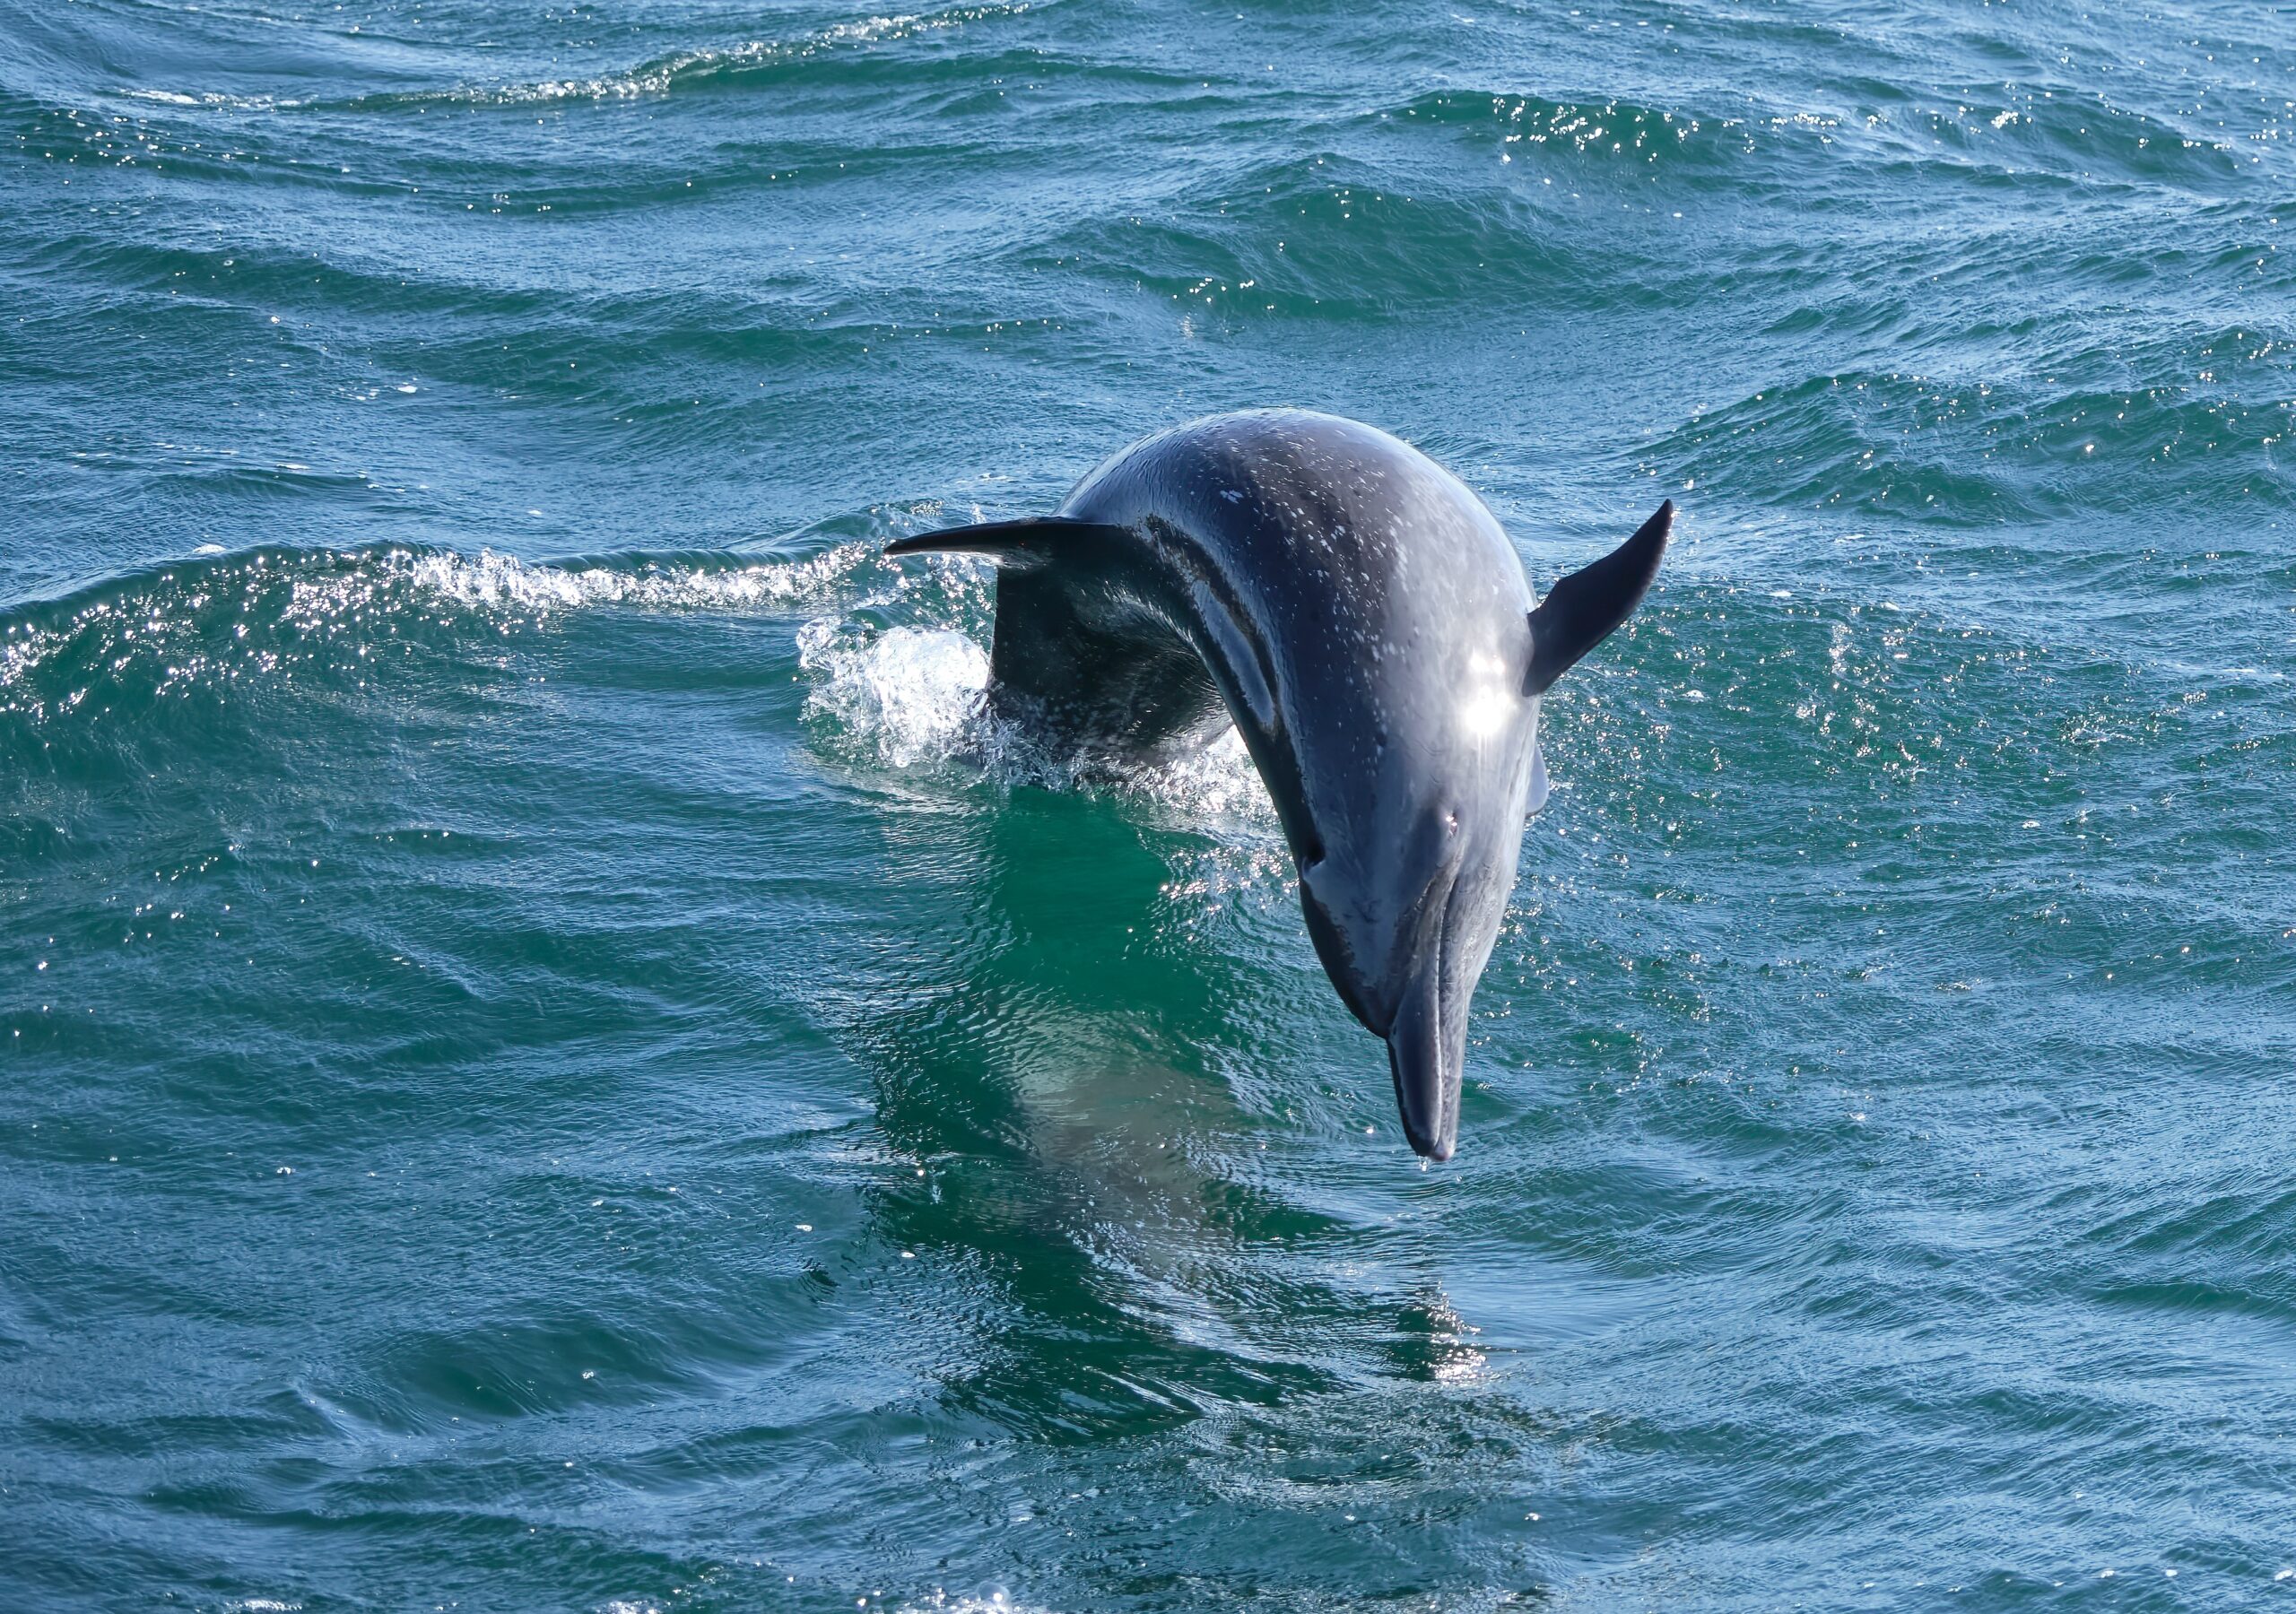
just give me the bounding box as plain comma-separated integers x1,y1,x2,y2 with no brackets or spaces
1525,499,1673,696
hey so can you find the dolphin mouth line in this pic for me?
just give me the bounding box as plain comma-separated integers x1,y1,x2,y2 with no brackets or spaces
1385,839,1465,1160
1414,833,1465,1012
1409,858,1457,1022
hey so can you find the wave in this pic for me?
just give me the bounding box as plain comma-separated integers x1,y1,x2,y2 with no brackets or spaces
1381,70,2292,201
0,537,1274,828
402,4,1038,109
0,542,897,722
72,3,1047,115
1853,82,2274,195
1387,90,1754,177
1646,355,2296,528
1023,148,1665,319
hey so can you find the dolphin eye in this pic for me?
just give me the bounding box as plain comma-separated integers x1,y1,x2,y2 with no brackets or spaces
1444,810,1460,834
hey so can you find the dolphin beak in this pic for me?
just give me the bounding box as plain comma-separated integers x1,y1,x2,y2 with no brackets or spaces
1384,954,1463,1161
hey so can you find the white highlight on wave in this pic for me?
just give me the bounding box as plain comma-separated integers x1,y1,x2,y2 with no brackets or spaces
0,542,887,704
0,625,61,694
109,5,1024,114
396,4,1027,108
396,542,881,613
896,1591,1052,1614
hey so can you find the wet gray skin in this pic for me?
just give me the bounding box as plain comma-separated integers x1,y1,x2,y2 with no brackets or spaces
889,410,1668,1160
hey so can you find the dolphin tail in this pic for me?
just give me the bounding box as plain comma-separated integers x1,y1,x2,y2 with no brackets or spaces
1524,500,1673,696
883,516,1123,566
888,515,1229,758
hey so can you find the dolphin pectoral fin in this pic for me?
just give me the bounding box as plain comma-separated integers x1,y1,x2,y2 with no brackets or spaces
883,516,1125,567
1385,959,1462,1162
1524,499,1673,696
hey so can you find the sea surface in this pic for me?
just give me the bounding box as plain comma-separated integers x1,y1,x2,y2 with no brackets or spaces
4,0,2293,1608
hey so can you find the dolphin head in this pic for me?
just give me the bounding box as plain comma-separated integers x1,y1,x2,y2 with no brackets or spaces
1293,681,1541,1162
1288,498,1673,1162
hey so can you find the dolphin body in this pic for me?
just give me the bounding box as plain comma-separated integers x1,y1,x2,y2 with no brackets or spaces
887,410,1669,1160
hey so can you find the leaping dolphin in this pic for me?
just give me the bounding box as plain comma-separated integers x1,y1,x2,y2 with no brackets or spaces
886,410,1669,1160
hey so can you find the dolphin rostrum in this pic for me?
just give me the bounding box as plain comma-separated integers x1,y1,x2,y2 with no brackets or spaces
886,410,1669,1159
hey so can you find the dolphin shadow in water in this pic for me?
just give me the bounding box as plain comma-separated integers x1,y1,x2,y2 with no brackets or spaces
888,410,1669,1160
841,792,1368,1437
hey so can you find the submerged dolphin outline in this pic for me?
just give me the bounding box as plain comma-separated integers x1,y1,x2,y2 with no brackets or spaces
886,410,1669,1160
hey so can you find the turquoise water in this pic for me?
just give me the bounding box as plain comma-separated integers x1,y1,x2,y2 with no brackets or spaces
4,0,2294,1607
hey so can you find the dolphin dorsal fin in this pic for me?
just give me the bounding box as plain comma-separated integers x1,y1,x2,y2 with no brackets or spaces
883,516,1124,566
1524,500,1673,696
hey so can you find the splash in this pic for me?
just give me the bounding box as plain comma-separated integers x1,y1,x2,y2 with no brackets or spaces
796,608,1275,829
798,620,993,769
1125,726,1276,828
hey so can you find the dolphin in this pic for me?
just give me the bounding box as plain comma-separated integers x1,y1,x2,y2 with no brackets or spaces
885,410,1669,1160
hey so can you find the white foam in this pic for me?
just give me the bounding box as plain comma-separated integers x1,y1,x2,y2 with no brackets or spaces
0,543,891,710
800,621,991,768
792,586,1282,855
394,542,883,614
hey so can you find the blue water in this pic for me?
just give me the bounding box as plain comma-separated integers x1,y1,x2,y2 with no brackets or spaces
4,1,2294,1608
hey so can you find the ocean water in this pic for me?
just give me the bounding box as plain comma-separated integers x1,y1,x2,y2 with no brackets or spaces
4,0,2293,1608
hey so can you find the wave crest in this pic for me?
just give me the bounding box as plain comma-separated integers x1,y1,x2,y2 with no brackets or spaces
321,3,1034,112
0,542,891,720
